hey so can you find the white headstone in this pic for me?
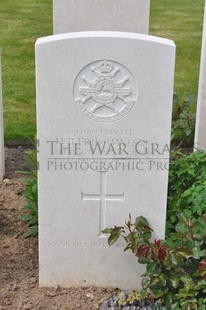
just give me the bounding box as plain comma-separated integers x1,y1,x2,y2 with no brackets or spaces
194,1,206,151
53,0,150,34
0,54,4,182
36,32,175,289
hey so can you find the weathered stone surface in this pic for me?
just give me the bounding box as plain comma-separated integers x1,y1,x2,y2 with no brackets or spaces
53,0,150,34
36,32,175,289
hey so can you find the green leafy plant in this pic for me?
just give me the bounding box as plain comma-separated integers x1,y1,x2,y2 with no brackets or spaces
171,94,196,148
103,214,206,309
167,151,206,235
20,148,38,238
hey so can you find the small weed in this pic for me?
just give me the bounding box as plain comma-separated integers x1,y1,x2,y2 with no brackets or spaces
20,147,38,238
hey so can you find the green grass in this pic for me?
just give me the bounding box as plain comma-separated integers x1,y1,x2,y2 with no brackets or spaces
150,0,205,101
0,0,205,140
0,0,52,141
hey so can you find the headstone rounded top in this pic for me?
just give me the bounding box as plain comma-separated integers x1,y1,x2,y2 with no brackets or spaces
36,31,175,48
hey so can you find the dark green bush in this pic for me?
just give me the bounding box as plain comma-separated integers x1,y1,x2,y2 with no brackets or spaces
104,151,206,309
103,214,206,309
167,151,206,236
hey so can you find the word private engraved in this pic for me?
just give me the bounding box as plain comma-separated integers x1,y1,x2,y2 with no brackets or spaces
74,60,137,122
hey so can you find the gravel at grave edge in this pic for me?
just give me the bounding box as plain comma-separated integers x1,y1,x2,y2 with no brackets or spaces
0,146,115,310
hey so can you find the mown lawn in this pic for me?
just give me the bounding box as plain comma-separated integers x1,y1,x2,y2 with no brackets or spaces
0,0,205,141
0,0,52,141
150,0,205,100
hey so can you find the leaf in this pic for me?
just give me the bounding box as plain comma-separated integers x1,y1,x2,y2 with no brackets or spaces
32,184,37,194
150,286,165,298
170,302,180,310
185,128,192,136
198,259,206,279
164,293,173,306
102,228,112,234
136,244,151,260
158,274,167,286
108,233,120,246
170,276,179,289
175,247,193,258
124,242,134,252
192,247,206,259
135,216,152,231
170,252,181,265
24,225,38,238
141,230,152,241
156,246,168,261
135,216,148,225
180,274,193,285
146,261,160,273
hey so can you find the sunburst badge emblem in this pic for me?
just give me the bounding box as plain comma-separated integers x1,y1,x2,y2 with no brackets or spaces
73,60,137,123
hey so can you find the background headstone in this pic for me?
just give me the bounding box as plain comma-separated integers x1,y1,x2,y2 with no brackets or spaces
194,1,206,151
36,32,175,289
53,0,150,34
0,54,5,182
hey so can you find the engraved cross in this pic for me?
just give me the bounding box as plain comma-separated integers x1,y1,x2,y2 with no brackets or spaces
81,171,125,236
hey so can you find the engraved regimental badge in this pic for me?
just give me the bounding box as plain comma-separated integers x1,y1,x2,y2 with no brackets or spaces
73,60,137,122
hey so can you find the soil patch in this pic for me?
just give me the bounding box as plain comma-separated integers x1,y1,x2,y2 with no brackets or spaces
0,147,113,310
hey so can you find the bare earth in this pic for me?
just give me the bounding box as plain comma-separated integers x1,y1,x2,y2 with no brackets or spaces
0,147,113,310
